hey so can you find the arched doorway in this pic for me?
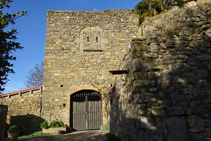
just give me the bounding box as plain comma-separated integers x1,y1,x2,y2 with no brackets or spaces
70,90,102,130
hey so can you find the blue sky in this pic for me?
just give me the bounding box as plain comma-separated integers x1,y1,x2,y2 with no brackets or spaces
2,0,140,94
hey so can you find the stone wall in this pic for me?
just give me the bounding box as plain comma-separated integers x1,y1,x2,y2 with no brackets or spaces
42,9,139,126
110,2,211,141
0,87,44,135
0,105,8,138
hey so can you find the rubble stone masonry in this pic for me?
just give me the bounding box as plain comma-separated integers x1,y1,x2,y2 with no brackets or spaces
110,2,211,141
0,87,43,135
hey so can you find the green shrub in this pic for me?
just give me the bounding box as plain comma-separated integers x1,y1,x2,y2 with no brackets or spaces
19,131,49,138
106,133,121,141
58,121,64,127
40,121,48,129
0,137,15,141
7,125,19,132
50,121,65,128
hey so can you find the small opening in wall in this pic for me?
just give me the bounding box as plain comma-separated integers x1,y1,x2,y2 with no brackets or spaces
60,85,63,87
111,84,112,87
63,103,66,107
87,36,89,42
96,37,98,42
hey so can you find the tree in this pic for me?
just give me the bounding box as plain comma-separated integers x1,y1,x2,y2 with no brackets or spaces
0,0,27,94
24,61,44,89
133,0,187,26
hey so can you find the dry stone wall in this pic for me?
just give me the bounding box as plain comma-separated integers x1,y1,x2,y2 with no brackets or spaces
0,89,43,135
110,2,211,141
0,105,8,138
42,9,139,126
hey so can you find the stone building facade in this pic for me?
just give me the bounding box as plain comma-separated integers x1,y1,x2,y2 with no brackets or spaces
42,9,139,128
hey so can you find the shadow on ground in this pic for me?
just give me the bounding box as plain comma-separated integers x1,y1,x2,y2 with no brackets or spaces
18,130,108,141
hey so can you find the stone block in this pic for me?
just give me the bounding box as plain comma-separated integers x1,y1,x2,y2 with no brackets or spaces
136,104,147,115
160,43,167,49
176,43,186,51
169,63,182,70
204,119,211,127
150,43,158,52
131,87,147,94
192,106,211,114
200,42,211,48
167,107,185,116
131,44,146,53
129,58,144,73
134,93,156,104
190,127,205,133
137,116,155,129
151,108,166,117
205,28,211,37
189,34,202,40
202,24,211,30
188,115,204,127
164,116,188,140
148,72,155,79
133,80,151,87
170,93,185,101
190,41,200,48
133,72,148,80
196,54,211,60
143,53,158,58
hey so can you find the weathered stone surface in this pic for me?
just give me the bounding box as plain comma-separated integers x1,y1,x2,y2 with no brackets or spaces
190,41,200,48
133,80,151,87
137,116,155,129
167,107,185,116
0,89,43,135
202,24,211,30
151,108,166,117
133,72,148,80
188,115,204,127
150,43,158,52
176,43,186,51
164,117,188,140
197,69,208,78
206,28,211,37
190,127,205,133
204,119,211,127
196,54,211,60
132,44,146,53
143,53,158,58
0,105,7,139
136,104,147,115
130,58,144,73
134,93,156,104
189,34,202,40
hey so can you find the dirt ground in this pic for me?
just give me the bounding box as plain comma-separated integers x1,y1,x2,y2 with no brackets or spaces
18,130,109,141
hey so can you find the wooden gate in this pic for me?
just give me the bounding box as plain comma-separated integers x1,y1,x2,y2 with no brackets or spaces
70,90,102,130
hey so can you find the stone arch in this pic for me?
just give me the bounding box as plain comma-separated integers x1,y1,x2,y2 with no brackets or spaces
69,86,102,130
69,86,99,96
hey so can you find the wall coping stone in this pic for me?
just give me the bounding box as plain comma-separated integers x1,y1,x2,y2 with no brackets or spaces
0,86,42,98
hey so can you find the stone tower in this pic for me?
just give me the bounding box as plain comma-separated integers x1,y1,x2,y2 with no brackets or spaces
42,9,139,128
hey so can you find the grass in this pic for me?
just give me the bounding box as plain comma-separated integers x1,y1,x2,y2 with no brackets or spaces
101,123,110,131
18,131,49,138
